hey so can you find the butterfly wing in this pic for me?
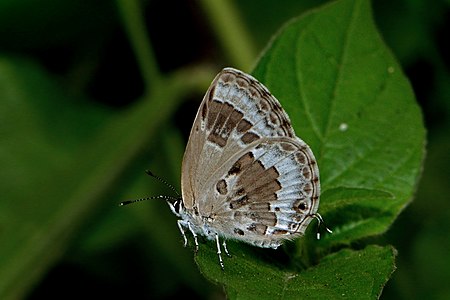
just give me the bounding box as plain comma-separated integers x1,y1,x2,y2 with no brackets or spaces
182,68,295,208
205,137,320,248
181,68,319,247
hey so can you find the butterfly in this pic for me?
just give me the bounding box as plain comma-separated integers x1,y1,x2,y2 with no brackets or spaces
122,68,330,269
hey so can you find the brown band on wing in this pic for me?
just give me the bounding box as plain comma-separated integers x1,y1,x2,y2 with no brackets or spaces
206,87,254,147
228,152,281,209
207,100,234,147
206,99,221,131
247,211,277,226
236,118,252,133
241,132,260,144
247,223,267,235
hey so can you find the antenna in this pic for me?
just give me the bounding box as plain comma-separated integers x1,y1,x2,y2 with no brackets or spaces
119,170,180,206
119,195,178,206
145,170,180,197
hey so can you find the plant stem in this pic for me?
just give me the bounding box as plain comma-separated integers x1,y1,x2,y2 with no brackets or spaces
116,0,161,91
199,0,257,71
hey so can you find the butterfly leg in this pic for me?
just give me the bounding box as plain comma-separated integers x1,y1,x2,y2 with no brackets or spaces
177,220,188,247
215,234,225,270
222,240,232,257
187,222,199,254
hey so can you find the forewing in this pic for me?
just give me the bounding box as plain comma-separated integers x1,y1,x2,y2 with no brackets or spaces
181,68,297,210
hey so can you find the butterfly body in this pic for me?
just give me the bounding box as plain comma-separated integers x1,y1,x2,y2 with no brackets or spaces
174,68,322,267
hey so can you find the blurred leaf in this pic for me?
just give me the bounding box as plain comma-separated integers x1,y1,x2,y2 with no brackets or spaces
372,0,448,65
237,0,328,50
320,187,394,213
0,55,211,299
195,0,425,298
385,132,450,299
0,57,111,298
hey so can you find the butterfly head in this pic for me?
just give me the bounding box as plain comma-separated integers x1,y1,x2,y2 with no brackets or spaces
166,197,185,217
120,170,184,217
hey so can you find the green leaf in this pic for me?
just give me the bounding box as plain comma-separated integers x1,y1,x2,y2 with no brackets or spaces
320,186,395,213
254,0,425,245
196,0,425,298
197,242,396,299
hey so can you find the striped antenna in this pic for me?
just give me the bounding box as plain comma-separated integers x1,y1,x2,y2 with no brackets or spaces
145,170,180,197
119,170,180,206
120,195,178,206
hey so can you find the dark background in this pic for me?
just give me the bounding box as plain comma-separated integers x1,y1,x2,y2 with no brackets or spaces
0,0,448,299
